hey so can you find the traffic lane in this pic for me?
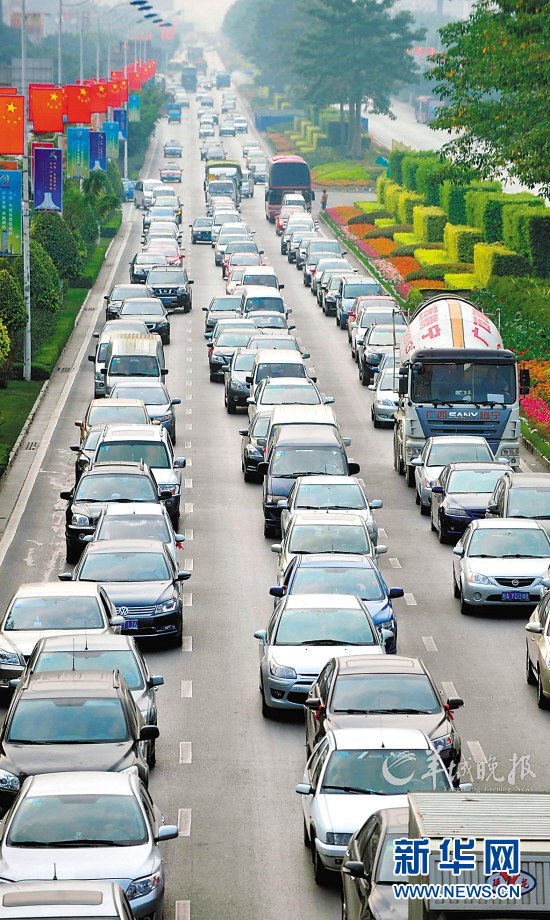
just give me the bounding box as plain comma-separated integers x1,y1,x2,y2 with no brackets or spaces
147,105,341,918
226,160,550,790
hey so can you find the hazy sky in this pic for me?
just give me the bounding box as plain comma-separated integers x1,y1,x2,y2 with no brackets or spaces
171,0,235,32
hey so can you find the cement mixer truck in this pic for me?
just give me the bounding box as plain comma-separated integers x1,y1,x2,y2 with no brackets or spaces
393,294,528,486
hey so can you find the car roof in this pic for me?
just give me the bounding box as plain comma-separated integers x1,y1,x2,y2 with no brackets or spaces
273,424,341,446
427,435,489,445
83,462,152,477
243,266,279,276
469,519,549,531
23,670,124,696
504,472,550,489
98,424,167,442
0,880,124,916
269,406,334,424
24,770,136,795
291,511,364,526
330,727,431,751
255,350,304,363
242,286,283,298
444,461,510,472
295,475,360,487
263,377,315,388
36,633,136,652
283,594,363,610
89,398,146,410
378,806,409,832
296,553,376,568
11,583,103,599
334,654,426,675
83,538,167,554
101,502,166,518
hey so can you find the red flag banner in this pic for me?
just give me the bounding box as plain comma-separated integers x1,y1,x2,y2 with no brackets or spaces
64,84,92,124
119,79,129,104
29,85,64,133
0,96,24,154
107,80,121,108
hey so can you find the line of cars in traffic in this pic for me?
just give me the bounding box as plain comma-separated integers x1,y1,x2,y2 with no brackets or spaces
0,114,196,918
193,149,478,908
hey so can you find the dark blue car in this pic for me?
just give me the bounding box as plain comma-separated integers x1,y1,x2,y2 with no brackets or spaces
430,461,511,544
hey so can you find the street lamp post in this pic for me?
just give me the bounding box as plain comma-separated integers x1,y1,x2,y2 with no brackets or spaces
58,0,62,84
21,0,31,382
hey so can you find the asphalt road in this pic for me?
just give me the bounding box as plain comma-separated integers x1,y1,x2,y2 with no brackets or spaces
0,87,547,919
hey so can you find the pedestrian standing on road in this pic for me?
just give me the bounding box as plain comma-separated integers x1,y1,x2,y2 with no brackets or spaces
321,189,328,210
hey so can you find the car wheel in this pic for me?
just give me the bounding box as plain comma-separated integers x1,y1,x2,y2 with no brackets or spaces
373,416,381,429
227,400,236,415
526,646,536,686
148,740,156,768
209,373,217,382
430,512,437,532
243,469,256,483
260,680,273,718
263,520,279,538
339,317,347,329
172,433,176,446
165,335,171,345
415,490,420,505
170,628,183,648
312,841,330,886
191,238,196,244
65,543,80,565
537,670,550,709
459,590,472,616
453,571,460,598
438,521,449,544
406,465,415,487
350,347,355,359
420,499,429,516
303,818,310,847
341,897,348,920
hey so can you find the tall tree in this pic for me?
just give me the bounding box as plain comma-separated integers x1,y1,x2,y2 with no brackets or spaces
429,0,550,195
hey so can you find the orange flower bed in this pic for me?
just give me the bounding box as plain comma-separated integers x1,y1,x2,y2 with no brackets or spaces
522,359,550,404
390,256,421,275
408,279,446,290
348,222,376,237
367,237,395,256
332,205,363,223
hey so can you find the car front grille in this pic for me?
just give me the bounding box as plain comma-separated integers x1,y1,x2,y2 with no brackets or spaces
153,287,178,295
288,690,309,704
117,605,156,617
494,577,536,588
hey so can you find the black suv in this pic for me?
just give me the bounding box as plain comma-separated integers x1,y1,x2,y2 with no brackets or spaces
61,461,171,563
145,266,194,313
0,669,158,809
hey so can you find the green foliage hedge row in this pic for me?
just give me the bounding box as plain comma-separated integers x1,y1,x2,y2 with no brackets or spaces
391,242,444,256
465,190,539,243
502,207,550,277
398,191,425,224
413,206,447,242
474,242,531,287
364,224,412,239
406,263,474,281
348,210,391,224
443,224,484,263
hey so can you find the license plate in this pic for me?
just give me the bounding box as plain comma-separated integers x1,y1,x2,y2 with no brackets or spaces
502,592,529,602
122,619,139,630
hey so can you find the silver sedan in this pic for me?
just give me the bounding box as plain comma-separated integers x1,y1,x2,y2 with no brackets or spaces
368,369,399,427
452,519,550,615
279,475,382,545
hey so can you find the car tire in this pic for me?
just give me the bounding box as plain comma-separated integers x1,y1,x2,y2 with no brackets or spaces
526,646,536,686
405,465,415,487
65,543,80,565
340,317,347,330
373,416,381,429
227,400,236,415
438,521,449,544
459,590,472,616
260,680,273,718
303,818,310,848
312,841,330,886
537,670,550,709
172,433,176,446
148,740,156,768
420,500,429,516
430,514,437,532
243,469,256,483
209,373,217,383
415,490,420,505
453,571,460,598
341,898,348,920
263,520,279,538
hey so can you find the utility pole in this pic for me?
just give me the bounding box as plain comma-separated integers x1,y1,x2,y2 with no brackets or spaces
21,0,31,381
58,0,62,84
123,40,128,180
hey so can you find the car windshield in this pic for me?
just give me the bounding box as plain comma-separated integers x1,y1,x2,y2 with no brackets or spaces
113,386,167,405
251,416,270,438
82,430,101,451
368,329,406,346
343,283,379,298
275,607,376,646
88,406,147,426
262,385,320,406
98,515,171,544
4,597,103,632
308,242,341,254
331,674,440,714
257,363,306,382
75,474,157,503
271,448,346,477
252,339,297,351
108,356,160,377
293,566,384,600
210,297,241,311
295,483,366,511
7,794,148,847
508,489,550,520
110,286,142,302
245,298,283,312
217,332,253,348
135,256,161,266
253,316,286,329
121,301,164,316
79,551,171,582
321,749,449,795
227,243,257,254
234,354,255,371
95,442,170,469
147,270,185,285
243,276,278,288
360,310,401,328
194,219,211,228
232,255,261,266
34,649,143,690
8,698,129,744
147,209,174,220
378,372,398,392
411,361,516,405
467,527,550,558
288,523,369,554
447,469,506,494
427,442,493,466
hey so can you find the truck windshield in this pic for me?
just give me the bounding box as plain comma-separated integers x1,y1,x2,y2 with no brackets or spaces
411,362,516,405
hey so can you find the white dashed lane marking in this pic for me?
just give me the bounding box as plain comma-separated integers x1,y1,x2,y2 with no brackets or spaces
183,593,193,606
422,636,437,652
404,592,417,606
179,742,192,764
184,478,193,489
175,902,190,920
180,680,192,698
184,502,194,514
184,529,193,541
378,528,387,540
181,636,193,651
442,681,460,701
467,740,488,764
389,557,401,568
177,809,192,837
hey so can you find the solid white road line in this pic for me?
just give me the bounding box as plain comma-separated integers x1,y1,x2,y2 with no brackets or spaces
179,742,192,764
177,808,192,836
467,740,488,764
185,529,194,541
422,636,437,652
180,680,192,698
175,902,191,920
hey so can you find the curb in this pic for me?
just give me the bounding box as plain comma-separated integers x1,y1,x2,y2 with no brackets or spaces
521,434,550,472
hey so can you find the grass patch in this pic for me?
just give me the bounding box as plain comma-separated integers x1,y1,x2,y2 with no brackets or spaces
71,238,111,289
31,289,88,379
0,379,43,476
311,161,373,186
521,420,550,462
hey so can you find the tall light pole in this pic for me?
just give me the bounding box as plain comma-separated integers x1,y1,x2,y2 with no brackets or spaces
58,0,62,84
21,0,31,382
123,40,128,181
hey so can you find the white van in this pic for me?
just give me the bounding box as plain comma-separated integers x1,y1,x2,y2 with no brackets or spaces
240,286,288,317
103,333,167,395
247,348,314,392
134,179,161,210
264,404,343,458
89,320,149,397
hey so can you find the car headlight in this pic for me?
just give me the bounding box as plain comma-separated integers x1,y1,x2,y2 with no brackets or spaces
246,446,262,459
94,372,103,382
501,447,518,457
432,733,454,751
326,832,352,846
232,380,248,390
155,413,172,422
266,494,277,504
378,618,395,631
468,573,490,585
126,872,161,901
211,354,225,363
447,509,469,517
156,598,178,613
158,483,180,496
0,770,20,792
269,660,297,680
380,399,394,406
0,650,21,665
71,513,90,526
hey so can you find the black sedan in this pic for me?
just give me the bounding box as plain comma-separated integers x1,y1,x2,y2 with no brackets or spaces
224,349,255,413
104,283,150,322
209,330,254,382
240,410,270,483
146,266,194,313
190,217,213,243
63,539,190,646
430,461,512,544
118,297,171,344
129,252,168,283
163,140,182,157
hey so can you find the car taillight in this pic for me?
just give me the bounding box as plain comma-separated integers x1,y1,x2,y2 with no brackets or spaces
208,346,213,357
311,268,316,275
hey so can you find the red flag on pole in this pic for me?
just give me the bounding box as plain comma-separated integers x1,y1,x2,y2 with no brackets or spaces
0,95,25,154
29,85,64,133
64,84,92,124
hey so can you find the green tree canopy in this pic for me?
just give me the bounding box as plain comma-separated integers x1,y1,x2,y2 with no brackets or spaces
0,269,27,338
429,0,550,195
12,240,61,314
30,211,83,281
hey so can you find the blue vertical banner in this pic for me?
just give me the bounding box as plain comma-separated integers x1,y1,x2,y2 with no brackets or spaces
0,170,22,255
34,147,63,213
90,131,107,171
66,127,90,179
128,94,141,123
113,107,127,141
102,121,119,160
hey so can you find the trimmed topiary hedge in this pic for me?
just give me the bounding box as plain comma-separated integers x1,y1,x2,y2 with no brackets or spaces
406,263,474,281
502,207,550,277
391,242,444,256
444,224,484,263
413,206,447,242
387,149,408,185
364,224,412,239
473,242,532,287
397,191,425,224
348,210,391,224
465,190,540,243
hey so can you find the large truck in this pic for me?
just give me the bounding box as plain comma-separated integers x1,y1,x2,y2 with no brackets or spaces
393,294,526,485
181,65,197,92
407,792,550,918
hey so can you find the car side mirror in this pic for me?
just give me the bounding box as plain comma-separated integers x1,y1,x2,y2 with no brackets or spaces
367,384,375,391
279,284,284,290
342,437,351,447
370,499,383,510
69,445,80,453
302,353,311,360
162,369,168,375
156,825,179,842
177,570,192,581
150,675,164,687
348,461,360,475
74,420,83,428
525,621,543,634
541,578,550,589
269,585,284,598
257,462,268,476
82,534,93,543
389,587,404,599
171,398,181,406
295,783,312,796
411,457,424,467
238,429,249,437
323,396,335,405
174,457,186,469
342,860,366,880
59,490,73,501
375,544,387,555
202,307,208,312
304,697,321,710
247,398,256,405
256,437,267,447
174,533,185,544
452,546,464,557
245,375,253,384
398,377,408,395
271,543,282,554
431,484,443,494
253,629,267,643
486,502,498,514
110,615,125,627
88,355,95,363
446,696,464,709
58,572,72,581
288,325,295,331
140,724,160,741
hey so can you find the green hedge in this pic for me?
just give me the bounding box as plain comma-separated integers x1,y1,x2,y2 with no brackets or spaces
486,276,550,330
502,207,550,277
101,209,122,238
391,241,444,256
364,224,412,239
440,182,469,225
354,200,389,214
406,263,474,281
413,206,447,242
444,224,484,263
474,242,532,287
68,237,110,290
402,154,433,191
387,149,408,185
348,210,391,224
465,190,539,243
384,182,403,218
415,159,448,206
30,288,88,379
397,191,425,224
